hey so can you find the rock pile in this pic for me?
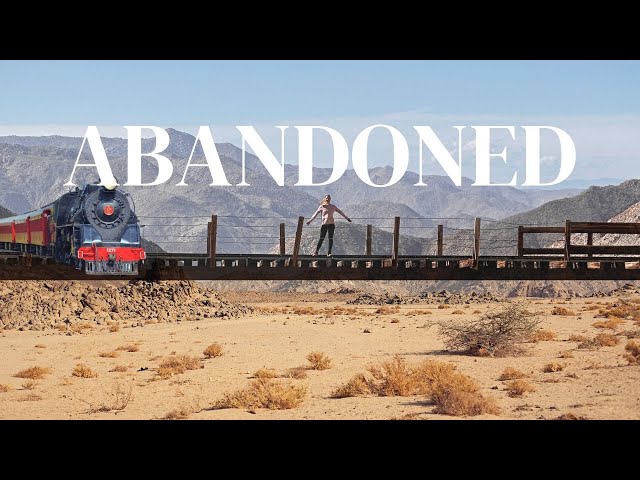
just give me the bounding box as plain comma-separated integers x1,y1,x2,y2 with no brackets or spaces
347,293,419,305
0,280,252,331
418,290,502,304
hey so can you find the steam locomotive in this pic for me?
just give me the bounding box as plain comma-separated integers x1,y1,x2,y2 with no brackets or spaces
0,184,145,275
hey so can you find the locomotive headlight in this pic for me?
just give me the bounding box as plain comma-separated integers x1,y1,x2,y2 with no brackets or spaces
103,205,115,216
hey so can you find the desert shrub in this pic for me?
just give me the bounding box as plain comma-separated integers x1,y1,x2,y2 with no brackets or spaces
595,333,620,347
451,310,465,315
623,340,640,365
529,329,557,342
505,379,536,397
72,364,98,378
498,367,528,381
306,351,332,370
330,356,499,417
34,344,46,349
568,334,589,342
555,413,588,420
285,367,308,379
110,365,128,373
14,366,52,380
203,343,224,358
253,368,278,379
558,351,574,358
109,324,120,333
215,379,307,410
437,305,450,309
0,384,12,393
157,355,203,379
21,380,38,390
331,374,372,398
116,344,139,352
551,306,576,316
438,304,540,357
99,351,119,358
93,382,133,412
592,318,624,330
542,362,564,373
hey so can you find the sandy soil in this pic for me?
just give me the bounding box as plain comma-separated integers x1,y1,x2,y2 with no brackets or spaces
1,294,639,420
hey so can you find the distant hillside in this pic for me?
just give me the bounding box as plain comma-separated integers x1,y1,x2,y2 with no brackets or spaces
0,205,14,219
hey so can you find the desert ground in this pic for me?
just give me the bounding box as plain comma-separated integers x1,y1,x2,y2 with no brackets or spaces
1,283,639,420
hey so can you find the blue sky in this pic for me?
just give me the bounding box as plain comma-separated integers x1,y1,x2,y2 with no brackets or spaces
1,60,639,123
0,60,639,181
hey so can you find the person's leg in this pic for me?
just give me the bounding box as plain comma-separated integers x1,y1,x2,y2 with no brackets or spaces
315,224,328,254
327,224,335,255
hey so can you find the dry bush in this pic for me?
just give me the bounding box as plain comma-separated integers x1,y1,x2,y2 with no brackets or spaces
117,344,139,352
14,366,52,380
253,368,278,379
542,362,564,373
390,318,400,323
99,351,119,358
410,309,433,315
558,351,574,358
551,306,576,316
285,367,308,379
506,379,536,397
437,305,451,309
556,413,588,420
92,382,134,412
0,384,12,393
438,304,540,357
498,367,528,381
71,322,94,333
594,333,620,347
18,393,43,402
109,324,120,333
156,355,203,379
330,356,499,416
110,365,128,373
529,329,557,342
164,405,193,420
331,374,372,398
203,343,224,358
621,329,640,339
451,310,465,315
568,334,588,342
215,379,307,410
34,344,46,349
73,364,98,378
623,340,640,365
431,388,500,417
592,318,624,330
306,351,332,370
375,305,400,315
582,305,599,311
22,380,38,390
472,310,482,314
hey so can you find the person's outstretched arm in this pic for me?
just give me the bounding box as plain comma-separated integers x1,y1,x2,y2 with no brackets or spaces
306,207,321,225
335,207,352,222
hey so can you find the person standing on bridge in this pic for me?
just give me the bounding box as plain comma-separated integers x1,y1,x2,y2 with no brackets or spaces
306,194,352,257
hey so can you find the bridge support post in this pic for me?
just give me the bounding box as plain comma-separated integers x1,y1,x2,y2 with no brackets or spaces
366,224,372,256
564,219,571,263
517,226,523,257
208,215,217,268
280,223,286,255
473,217,481,269
392,216,400,266
292,216,304,267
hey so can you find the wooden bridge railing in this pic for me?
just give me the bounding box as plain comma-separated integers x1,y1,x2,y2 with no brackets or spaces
518,220,640,260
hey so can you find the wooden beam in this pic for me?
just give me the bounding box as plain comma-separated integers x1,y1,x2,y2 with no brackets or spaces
291,216,304,267
437,224,443,256
473,217,481,268
564,219,571,262
366,224,372,256
279,223,286,256
570,245,640,255
209,215,217,268
571,222,640,234
392,216,400,265
522,247,565,255
520,226,565,234
517,226,524,257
